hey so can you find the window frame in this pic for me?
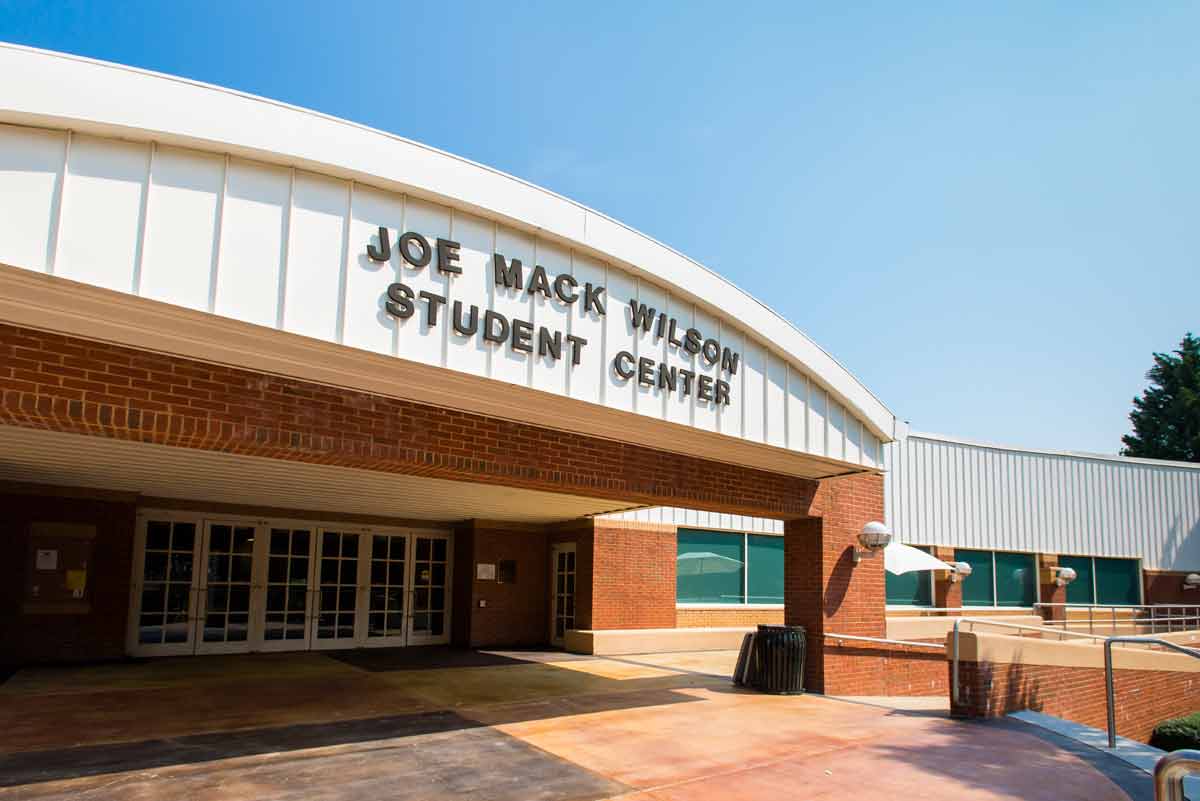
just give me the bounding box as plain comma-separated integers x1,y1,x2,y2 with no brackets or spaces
675,528,785,609
954,547,1042,610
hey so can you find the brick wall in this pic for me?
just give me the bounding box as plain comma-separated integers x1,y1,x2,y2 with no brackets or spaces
932,546,962,611
1145,570,1200,606
454,522,549,648
676,608,784,627
824,639,948,696
952,659,1200,743
0,489,137,665
785,473,886,693
590,520,676,630
0,324,819,519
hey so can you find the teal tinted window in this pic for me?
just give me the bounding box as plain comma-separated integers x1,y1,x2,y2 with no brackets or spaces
746,535,784,604
677,529,744,604
1095,558,1140,605
995,552,1037,607
885,545,933,606
955,549,995,606
1059,555,1095,604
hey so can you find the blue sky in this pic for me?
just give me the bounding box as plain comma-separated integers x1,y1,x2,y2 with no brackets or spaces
3,1,1197,454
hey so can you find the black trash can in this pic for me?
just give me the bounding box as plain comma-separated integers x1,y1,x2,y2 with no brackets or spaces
749,624,806,694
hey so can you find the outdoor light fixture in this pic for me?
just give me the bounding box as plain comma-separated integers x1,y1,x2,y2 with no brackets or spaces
1051,566,1078,587
1184,573,1200,591
853,521,892,564
949,561,973,583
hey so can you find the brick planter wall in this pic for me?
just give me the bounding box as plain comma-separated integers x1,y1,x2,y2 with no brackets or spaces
952,659,1200,743
823,639,948,696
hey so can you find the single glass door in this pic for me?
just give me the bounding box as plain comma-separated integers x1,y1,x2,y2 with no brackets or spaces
195,521,258,654
365,533,408,645
258,526,314,651
311,530,364,649
129,515,201,656
407,533,450,646
550,542,576,646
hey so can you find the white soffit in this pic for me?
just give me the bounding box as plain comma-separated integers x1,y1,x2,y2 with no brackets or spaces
0,426,632,523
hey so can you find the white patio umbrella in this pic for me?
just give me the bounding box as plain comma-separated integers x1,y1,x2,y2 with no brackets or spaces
884,541,954,576
676,551,744,576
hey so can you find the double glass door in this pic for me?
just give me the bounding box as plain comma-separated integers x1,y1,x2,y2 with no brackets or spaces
129,512,451,657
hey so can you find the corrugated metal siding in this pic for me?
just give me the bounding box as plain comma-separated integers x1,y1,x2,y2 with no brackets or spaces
599,506,783,535
885,433,1200,571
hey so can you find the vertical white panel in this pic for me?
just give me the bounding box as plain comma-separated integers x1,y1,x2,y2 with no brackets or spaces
807,385,827,456
398,197,452,367
827,400,846,460
0,124,66,273
140,146,222,310
741,339,765,442
664,296,696,427
717,322,743,437
862,430,879,468
491,225,534,385
569,254,606,404
787,370,808,451
604,266,636,412
57,134,148,291
284,171,347,343
529,238,571,395
343,185,402,354
215,159,289,327
692,306,719,431
765,352,787,448
633,280,667,418
845,418,862,464
444,210,491,376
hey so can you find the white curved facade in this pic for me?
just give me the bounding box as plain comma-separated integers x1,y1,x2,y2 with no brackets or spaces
0,43,895,479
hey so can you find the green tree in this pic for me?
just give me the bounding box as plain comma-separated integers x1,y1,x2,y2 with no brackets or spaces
1121,333,1200,462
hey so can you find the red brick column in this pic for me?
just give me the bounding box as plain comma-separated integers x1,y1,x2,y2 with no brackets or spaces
933,546,962,612
1039,555,1066,623
784,473,886,694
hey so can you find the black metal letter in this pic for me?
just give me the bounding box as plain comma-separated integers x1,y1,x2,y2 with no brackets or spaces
511,318,534,353
494,253,523,289
399,232,432,268
566,334,588,366
614,351,635,379
637,357,655,386
538,328,562,360
418,291,446,326
715,379,731,406
436,238,462,274
368,226,391,262
452,301,479,336
629,299,656,333
584,283,606,315
483,309,509,343
385,282,415,319
697,374,714,402
553,273,578,304
702,338,721,365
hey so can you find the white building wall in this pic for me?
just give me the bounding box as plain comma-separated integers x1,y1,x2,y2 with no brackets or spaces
0,120,887,471
884,432,1200,572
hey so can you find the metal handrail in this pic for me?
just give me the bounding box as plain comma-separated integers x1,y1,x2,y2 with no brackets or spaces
1104,637,1200,748
1035,604,1200,636
1155,749,1200,801
825,632,944,649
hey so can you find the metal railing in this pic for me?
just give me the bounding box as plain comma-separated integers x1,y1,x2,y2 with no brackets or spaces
1035,604,1200,636
1155,750,1200,801
824,632,944,649
1104,636,1200,748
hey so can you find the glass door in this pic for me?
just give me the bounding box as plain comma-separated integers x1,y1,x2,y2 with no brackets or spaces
550,542,576,646
129,515,201,657
407,533,450,646
365,533,408,646
258,525,314,651
195,521,259,654
311,529,364,649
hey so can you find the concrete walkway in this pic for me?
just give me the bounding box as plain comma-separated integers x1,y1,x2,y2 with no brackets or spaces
0,649,1151,800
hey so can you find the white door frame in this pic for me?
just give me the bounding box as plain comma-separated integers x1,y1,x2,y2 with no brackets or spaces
549,541,577,647
127,510,205,657
193,517,265,655
402,529,453,647
256,520,319,653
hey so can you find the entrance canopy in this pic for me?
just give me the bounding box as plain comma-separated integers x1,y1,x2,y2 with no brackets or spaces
0,427,633,523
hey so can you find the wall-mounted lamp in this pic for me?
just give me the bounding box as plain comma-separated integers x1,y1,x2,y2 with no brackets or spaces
948,561,973,583
853,521,892,564
1050,565,1078,587
1184,573,1200,591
